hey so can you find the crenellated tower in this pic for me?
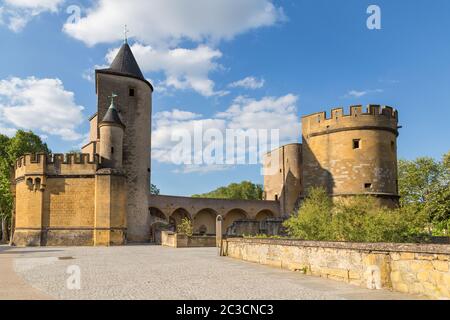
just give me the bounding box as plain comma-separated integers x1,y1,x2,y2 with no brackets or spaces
301,105,400,207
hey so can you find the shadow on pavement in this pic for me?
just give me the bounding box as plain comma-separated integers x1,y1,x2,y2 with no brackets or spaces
0,245,63,255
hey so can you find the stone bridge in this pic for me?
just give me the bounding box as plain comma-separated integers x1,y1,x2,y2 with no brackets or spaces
149,195,281,238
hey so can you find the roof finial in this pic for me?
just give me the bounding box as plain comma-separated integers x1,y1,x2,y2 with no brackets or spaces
108,93,118,108
123,24,129,44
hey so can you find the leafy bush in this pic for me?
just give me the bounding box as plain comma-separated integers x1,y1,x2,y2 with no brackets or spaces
176,218,193,236
283,188,334,241
283,187,429,243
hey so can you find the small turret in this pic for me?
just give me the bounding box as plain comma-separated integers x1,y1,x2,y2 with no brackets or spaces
99,93,125,169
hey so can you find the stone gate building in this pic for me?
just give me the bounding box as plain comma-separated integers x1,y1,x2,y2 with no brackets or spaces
11,42,400,246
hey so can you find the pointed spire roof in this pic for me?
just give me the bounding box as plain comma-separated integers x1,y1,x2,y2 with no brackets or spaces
109,42,145,79
100,94,125,128
96,43,153,91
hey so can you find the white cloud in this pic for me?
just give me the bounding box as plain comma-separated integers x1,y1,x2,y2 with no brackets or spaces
152,94,299,173
82,64,108,83
0,126,17,137
152,109,226,164
79,1,285,97
217,94,300,142
63,0,285,47
229,76,265,89
378,78,400,84
344,89,383,98
4,0,61,11
1,0,63,32
106,43,227,97
0,7,5,25
0,77,84,141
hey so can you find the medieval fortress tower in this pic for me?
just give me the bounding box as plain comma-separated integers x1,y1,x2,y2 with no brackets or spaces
264,105,400,215
12,43,400,246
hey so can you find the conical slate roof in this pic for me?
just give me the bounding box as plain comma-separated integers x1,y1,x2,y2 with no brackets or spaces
100,101,125,128
96,42,153,90
108,43,145,79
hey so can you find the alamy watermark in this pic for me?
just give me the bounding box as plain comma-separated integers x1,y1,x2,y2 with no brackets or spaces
66,265,81,290
66,5,81,24
367,5,381,30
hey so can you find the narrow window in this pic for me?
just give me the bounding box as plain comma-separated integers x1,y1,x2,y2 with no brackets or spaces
391,140,395,151
111,147,114,154
364,183,372,189
129,88,135,97
26,178,33,190
275,194,279,201
353,139,361,149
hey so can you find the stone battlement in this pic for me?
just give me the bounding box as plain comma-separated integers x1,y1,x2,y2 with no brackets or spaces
303,105,398,122
15,153,99,178
302,105,399,136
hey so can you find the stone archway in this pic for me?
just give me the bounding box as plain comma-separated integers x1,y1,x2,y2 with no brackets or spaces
169,208,191,230
255,210,274,221
149,207,170,243
223,209,248,234
193,209,217,235
149,222,171,244
150,207,167,221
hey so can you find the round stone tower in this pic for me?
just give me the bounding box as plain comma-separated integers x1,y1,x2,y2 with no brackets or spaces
301,105,400,207
95,42,153,242
263,143,302,216
99,95,125,169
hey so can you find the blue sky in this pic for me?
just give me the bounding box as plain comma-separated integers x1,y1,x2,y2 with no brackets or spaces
0,0,449,196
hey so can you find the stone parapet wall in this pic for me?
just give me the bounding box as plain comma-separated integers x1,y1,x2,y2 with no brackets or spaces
223,238,450,299
161,231,216,248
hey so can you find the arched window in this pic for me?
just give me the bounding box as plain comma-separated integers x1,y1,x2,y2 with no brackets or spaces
34,178,41,190
26,178,33,190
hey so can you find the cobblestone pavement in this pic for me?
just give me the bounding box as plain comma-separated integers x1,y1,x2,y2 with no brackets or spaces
2,245,423,300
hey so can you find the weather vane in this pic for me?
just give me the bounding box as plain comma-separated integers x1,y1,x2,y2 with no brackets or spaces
123,24,129,44
108,93,118,107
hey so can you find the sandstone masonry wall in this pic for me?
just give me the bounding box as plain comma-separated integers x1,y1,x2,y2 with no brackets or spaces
161,231,216,248
224,238,450,299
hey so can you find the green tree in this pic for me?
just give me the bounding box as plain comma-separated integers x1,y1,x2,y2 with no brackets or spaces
6,130,50,164
398,157,441,206
398,152,450,235
150,184,160,195
192,181,263,200
0,174,13,243
0,134,12,242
